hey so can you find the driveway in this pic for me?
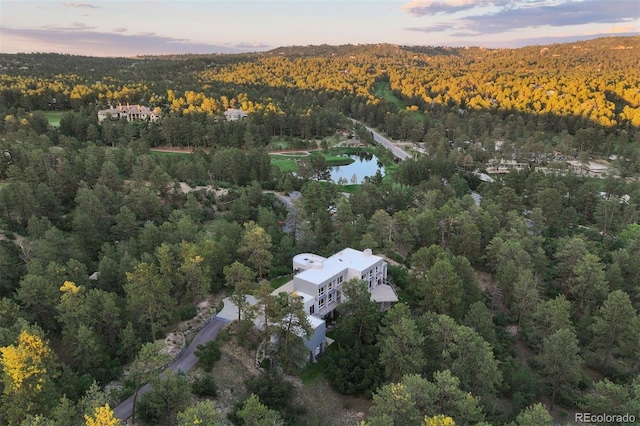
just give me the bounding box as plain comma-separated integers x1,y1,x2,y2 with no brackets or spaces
217,295,257,322
270,190,301,235
113,315,230,421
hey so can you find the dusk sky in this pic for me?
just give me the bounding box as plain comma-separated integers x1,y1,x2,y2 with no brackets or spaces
1,0,638,57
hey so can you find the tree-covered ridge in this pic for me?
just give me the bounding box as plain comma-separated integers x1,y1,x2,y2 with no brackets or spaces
200,36,640,128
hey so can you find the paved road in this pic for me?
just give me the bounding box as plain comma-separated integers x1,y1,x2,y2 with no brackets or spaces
270,190,301,235
113,316,230,421
350,119,412,161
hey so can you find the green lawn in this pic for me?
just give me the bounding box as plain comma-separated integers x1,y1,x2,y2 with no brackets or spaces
300,344,335,384
374,82,424,122
267,135,346,151
375,82,407,110
270,151,355,173
337,184,359,193
266,137,291,150
43,110,67,127
149,150,192,157
323,155,355,167
269,274,293,290
270,154,304,173
382,163,399,183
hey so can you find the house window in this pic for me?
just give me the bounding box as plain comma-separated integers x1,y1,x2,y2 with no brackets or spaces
310,305,315,315
368,280,372,288
328,281,333,290
338,276,343,284
328,293,333,303
319,298,325,308
319,286,325,296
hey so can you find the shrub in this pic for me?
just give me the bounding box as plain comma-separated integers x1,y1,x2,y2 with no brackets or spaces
194,340,221,371
177,305,198,321
192,374,218,397
137,390,165,425
245,371,293,412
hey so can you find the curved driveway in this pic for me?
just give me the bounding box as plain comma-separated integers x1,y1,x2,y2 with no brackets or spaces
113,316,230,421
268,190,301,235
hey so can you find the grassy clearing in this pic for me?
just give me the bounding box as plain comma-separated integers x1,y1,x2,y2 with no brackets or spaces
149,149,192,157
338,184,360,193
268,135,346,151
382,163,398,183
43,110,67,127
300,350,332,384
323,155,355,167
374,82,424,122
270,156,300,173
269,274,293,290
375,82,407,110
273,151,309,157
267,138,290,150
270,150,356,173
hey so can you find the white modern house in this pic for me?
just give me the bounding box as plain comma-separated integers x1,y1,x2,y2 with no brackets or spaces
272,248,398,361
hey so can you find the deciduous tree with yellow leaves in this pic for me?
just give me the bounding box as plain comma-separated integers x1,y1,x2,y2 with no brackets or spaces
84,404,120,426
0,330,56,424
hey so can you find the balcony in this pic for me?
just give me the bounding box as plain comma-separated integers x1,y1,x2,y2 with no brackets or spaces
315,299,341,318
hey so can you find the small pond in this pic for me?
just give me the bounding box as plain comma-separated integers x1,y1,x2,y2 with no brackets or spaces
329,152,385,184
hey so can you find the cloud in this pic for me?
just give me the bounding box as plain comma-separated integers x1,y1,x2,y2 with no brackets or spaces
235,42,271,49
61,2,97,8
404,0,639,35
0,26,262,56
41,22,97,31
112,27,127,33
405,22,456,33
403,0,512,16
471,31,640,48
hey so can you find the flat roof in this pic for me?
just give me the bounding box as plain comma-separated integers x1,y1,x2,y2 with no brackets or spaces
307,315,325,329
295,248,384,285
294,253,327,266
329,248,383,271
296,260,348,284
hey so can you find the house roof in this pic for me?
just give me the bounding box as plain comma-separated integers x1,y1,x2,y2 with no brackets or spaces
330,248,383,271
307,315,325,330
296,260,347,284
98,104,157,115
224,108,248,119
295,247,384,285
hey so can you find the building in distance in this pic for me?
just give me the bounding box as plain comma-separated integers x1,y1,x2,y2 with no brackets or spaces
97,104,160,122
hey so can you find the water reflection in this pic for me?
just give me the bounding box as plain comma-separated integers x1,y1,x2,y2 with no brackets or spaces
329,153,385,184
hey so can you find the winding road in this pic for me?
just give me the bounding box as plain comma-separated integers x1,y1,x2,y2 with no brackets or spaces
350,119,412,161
113,316,230,421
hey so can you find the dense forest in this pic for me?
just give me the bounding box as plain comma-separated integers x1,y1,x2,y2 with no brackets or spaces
0,36,639,425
